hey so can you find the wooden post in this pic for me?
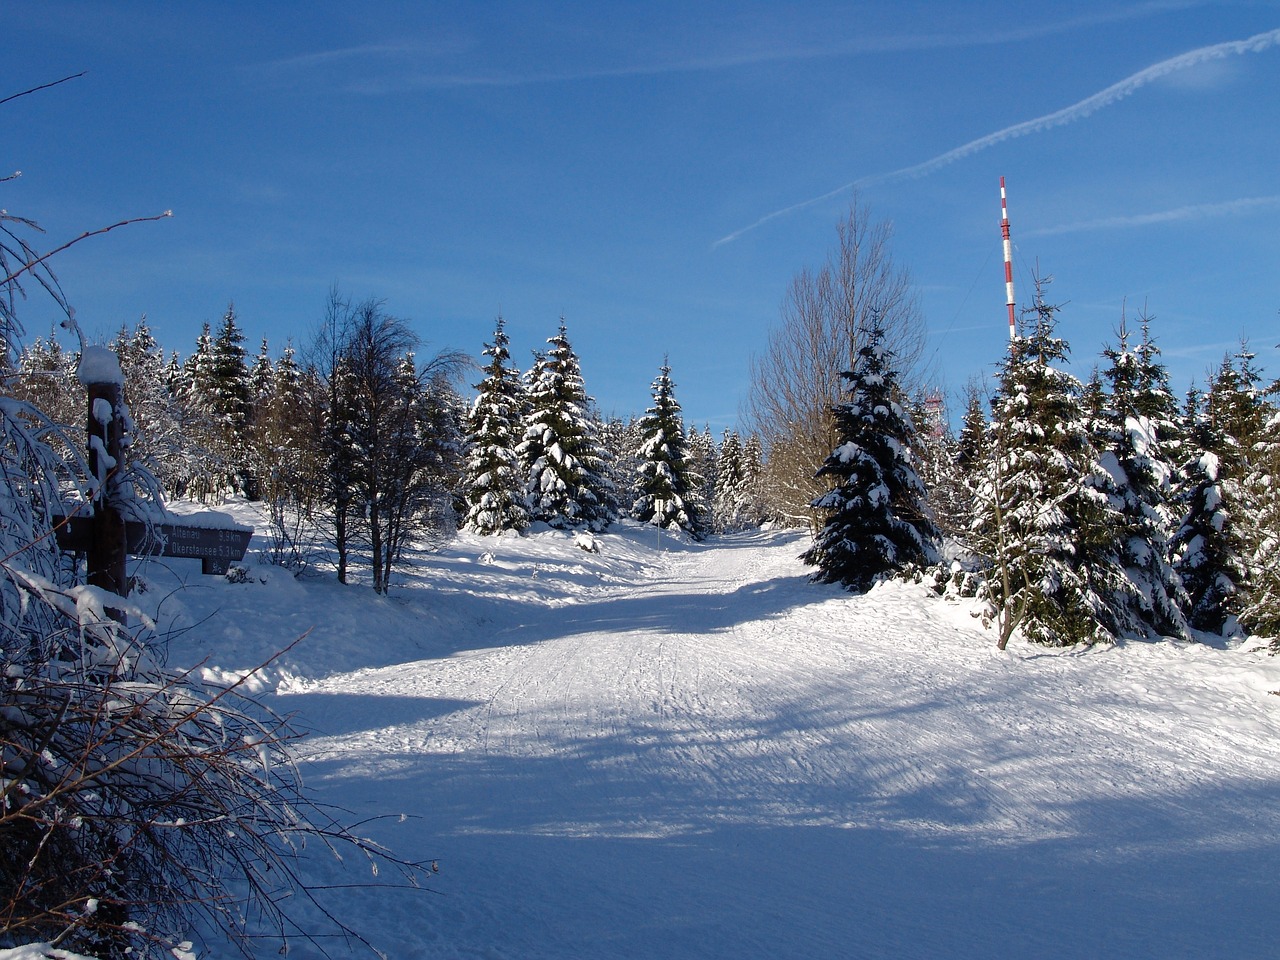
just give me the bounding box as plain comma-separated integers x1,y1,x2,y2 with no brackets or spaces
55,346,253,597
78,347,128,616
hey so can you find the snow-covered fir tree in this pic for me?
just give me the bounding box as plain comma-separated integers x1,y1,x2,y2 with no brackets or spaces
179,306,253,497
1096,316,1190,639
954,381,989,480
517,320,616,531
386,352,466,554
1134,315,1190,469
182,321,215,402
712,429,746,532
1238,405,1280,645
944,380,992,548
632,360,704,538
686,424,718,527
1170,392,1244,634
802,319,940,590
910,388,969,541
202,304,253,439
598,415,645,517
163,349,183,394
1081,367,1107,434
462,316,530,535
710,430,768,532
110,317,203,494
972,286,1136,647
12,326,79,430
1170,347,1266,634
249,336,274,407
740,433,766,525
252,340,314,517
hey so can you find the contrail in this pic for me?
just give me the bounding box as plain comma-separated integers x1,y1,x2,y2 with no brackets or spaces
256,4,1196,93
713,27,1280,248
1027,195,1280,236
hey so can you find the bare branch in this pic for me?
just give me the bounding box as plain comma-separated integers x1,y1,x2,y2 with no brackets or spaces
0,72,87,108
1,211,173,290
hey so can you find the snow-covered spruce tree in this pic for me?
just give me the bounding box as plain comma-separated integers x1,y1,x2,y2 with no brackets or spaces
517,320,616,531
208,303,252,435
686,424,719,526
740,433,767,525
940,379,993,551
801,318,940,590
1170,347,1266,634
712,430,769,531
1096,316,1190,639
249,335,274,406
209,303,255,493
111,318,214,501
910,388,969,541
712,429,746,532
11,328,80,433
632,360,704,538
598,415,644,518
414,358,469,543
972,286,1137,647
954,381,989,480
372,351,465,576
1238,404,1280,646
462,316,530,535
181,321,214,396
174,321,233,500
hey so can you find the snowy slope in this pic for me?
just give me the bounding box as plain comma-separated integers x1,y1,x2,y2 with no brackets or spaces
129,507,1280,959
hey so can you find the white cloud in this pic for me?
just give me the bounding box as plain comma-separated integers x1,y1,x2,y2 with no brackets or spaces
1027,195,1280,237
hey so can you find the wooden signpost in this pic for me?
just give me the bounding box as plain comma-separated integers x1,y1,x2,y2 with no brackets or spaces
54,515,253,577
55,346,252,603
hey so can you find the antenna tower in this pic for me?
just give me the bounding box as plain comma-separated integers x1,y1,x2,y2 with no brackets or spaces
1000,176,1016,342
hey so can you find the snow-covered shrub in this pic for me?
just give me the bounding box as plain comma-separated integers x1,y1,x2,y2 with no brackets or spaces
0,567,429,956
224,563,251,583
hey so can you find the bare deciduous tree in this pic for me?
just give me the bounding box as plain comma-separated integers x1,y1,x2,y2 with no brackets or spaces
746,197,926,528
329,298,469,593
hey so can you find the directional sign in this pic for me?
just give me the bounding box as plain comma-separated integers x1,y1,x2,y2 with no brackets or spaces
54,515,253,575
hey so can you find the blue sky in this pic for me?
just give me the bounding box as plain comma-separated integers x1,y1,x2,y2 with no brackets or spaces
6,1,1279,432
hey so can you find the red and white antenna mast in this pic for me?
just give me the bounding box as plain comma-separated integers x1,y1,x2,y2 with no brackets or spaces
1000,176,1016,342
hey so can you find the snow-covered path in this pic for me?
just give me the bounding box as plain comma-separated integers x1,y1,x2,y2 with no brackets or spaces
222,525,1280,960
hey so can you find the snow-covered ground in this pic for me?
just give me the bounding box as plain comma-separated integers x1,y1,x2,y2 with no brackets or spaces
111,506,1280,957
